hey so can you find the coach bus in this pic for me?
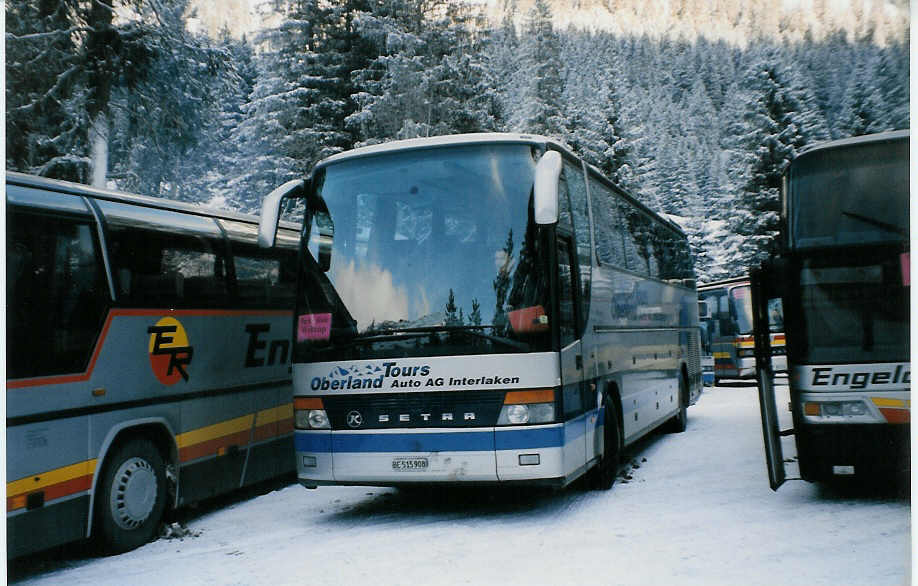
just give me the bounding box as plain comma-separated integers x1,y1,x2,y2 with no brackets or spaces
256,133,703,492
697,277,786,383
6,172,299,557
752,130,909,489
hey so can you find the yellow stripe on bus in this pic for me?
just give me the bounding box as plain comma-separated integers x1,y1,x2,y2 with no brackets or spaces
7,459,97,498
255,403,294,426
871,397,910,409
8,404,295,498
177,403,294,449
176,413,255,449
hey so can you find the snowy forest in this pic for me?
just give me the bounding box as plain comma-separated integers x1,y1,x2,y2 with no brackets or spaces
5,0,910,282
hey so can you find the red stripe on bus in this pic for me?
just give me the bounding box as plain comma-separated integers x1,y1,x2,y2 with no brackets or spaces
6,308,292,389
879,408,910,424
252,420,294,443
180,419,295,463
179,429,253,463
7,474,93,512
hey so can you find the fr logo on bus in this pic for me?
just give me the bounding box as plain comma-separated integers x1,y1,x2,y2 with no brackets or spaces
148,317,194,385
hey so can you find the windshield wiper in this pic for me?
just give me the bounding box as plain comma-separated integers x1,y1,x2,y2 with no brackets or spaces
842,210,907,236
367,325,531,352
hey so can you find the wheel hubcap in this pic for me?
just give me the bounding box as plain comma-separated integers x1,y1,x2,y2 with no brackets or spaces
110,457,157,530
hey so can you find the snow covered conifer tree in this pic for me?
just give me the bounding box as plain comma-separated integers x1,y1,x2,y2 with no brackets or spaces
721,46,829,275
511,0,567,139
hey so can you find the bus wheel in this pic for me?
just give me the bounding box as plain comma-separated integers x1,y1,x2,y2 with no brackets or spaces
591,399,621,491
95,438,167,554
666,377,688,433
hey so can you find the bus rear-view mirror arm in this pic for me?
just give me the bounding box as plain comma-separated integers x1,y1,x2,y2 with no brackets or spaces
258,179,306,248
310,198,335,273
534,150,562,225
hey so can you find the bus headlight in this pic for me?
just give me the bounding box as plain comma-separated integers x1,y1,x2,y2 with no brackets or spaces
803,400,872,421
294,397,331,429
497,389,556,425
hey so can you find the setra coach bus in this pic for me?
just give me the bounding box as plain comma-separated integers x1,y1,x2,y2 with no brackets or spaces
6,172,299,556
256,133,703,491
752,130,909,489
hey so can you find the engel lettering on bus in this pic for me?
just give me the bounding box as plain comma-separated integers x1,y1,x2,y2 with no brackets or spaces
244,323,291,368
811,365,910,389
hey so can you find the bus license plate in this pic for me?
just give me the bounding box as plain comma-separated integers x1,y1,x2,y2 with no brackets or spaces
392,457,428,471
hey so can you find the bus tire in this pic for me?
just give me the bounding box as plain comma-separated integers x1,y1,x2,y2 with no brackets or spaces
666,376,688,433
95,438,167,554
590,399,621,491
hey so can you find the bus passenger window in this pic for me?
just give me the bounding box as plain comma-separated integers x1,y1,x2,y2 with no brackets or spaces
234,246,297,309
108,227,228,308
6,210,108,378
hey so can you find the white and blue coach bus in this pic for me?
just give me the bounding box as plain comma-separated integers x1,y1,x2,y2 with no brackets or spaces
257,133,702,490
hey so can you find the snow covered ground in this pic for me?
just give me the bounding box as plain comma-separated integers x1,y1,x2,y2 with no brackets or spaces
10,381,911,586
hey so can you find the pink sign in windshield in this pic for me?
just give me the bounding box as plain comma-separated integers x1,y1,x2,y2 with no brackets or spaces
298,313,332,341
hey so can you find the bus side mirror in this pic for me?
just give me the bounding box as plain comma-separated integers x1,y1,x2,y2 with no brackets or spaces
258,179,306,248
534,151,562,225
309,206,335,272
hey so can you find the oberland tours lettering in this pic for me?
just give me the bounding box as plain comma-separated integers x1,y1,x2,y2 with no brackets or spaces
811,365,910,389
310,361,522,391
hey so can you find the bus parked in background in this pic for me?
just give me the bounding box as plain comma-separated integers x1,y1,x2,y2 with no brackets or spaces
753,130,909,489
698,277,786,383
256,133,702,492
6,172,299,557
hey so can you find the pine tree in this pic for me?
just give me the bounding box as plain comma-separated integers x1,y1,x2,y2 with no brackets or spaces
723,46,829,274
837,53,890,137
511,0,566,138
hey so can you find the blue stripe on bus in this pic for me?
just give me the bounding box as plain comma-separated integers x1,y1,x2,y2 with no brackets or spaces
295,432,332,453
333,431,494,453
495,425,564,450
294,424,576,454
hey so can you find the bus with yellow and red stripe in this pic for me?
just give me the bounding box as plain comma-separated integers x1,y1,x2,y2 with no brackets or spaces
753,130,909,488
697,277,786,383
6,172,299,557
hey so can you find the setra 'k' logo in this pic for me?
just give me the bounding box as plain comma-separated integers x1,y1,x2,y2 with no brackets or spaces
147,317,194,385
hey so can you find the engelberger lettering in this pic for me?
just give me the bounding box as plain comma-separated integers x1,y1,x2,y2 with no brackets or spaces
811,365,910,390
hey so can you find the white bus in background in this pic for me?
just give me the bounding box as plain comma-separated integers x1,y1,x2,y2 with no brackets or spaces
257,133,703,491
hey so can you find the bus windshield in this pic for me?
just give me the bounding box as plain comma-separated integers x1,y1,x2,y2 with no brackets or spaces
789,138,909,249
297,143,552,361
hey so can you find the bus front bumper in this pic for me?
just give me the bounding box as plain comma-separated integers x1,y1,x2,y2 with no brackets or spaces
294,425,568,486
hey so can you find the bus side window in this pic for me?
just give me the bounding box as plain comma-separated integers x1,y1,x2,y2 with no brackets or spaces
7,209,108,378
108,227,228,308
233,244,297,309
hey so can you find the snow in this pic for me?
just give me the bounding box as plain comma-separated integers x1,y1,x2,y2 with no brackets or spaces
11,382,910,586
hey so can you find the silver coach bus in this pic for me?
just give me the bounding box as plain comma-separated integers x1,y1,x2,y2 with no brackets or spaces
256,133,703,491
7,172,299,556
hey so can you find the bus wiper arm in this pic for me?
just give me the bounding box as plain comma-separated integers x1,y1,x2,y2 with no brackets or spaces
842,210,907,236
369,325,531,351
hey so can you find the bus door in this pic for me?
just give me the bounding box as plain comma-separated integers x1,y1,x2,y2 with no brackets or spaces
750,263,787,490
557,236,587,474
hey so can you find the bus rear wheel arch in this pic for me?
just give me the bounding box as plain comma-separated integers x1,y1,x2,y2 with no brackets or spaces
94,437,168,554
